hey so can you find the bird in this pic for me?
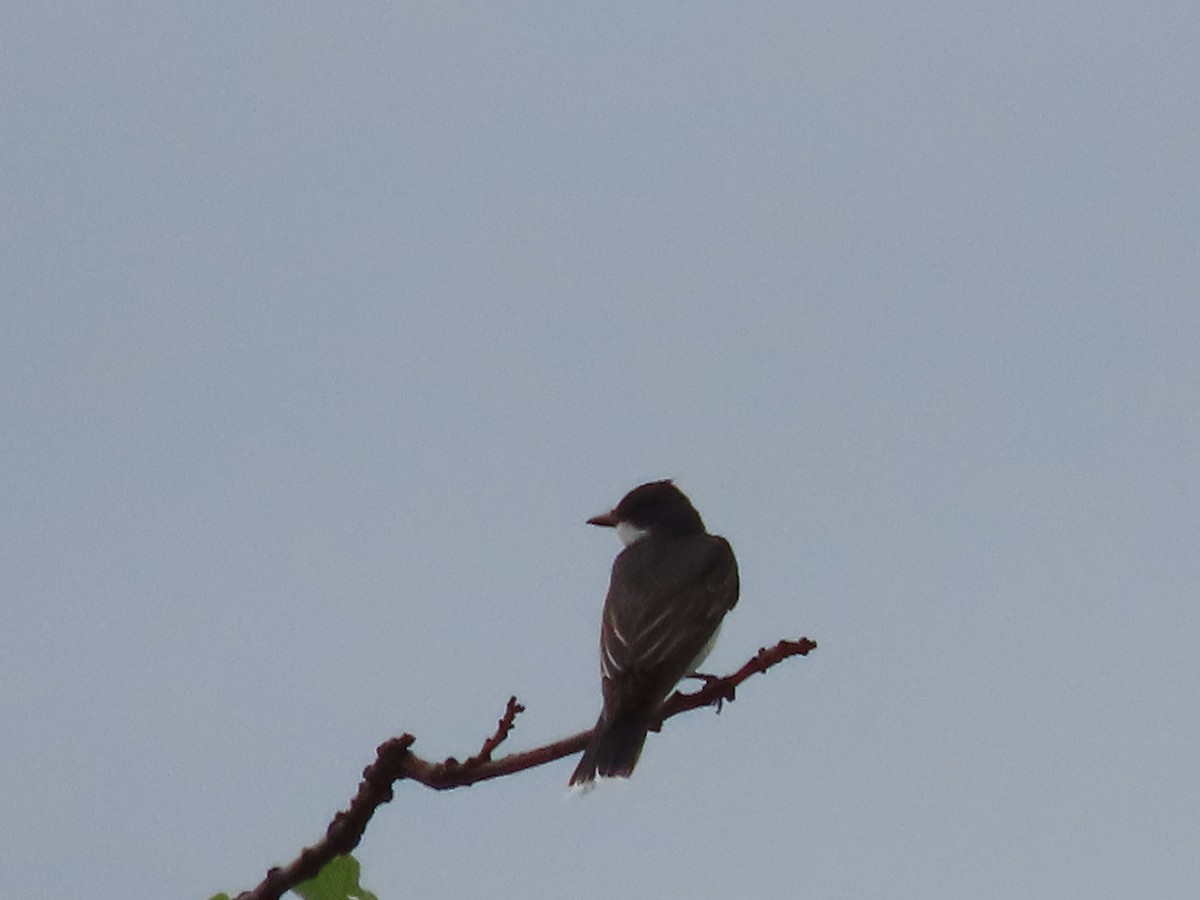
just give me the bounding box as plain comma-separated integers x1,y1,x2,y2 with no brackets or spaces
569,480,739,788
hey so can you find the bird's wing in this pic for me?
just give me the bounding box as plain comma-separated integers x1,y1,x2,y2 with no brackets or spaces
599,535,739,703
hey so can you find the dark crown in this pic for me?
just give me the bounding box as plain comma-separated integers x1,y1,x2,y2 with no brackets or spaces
614,480,706,535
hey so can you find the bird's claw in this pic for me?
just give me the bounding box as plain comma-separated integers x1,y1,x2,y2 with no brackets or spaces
687,671,736,711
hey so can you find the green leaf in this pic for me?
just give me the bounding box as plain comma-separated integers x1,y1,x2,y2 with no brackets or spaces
293,854,378,900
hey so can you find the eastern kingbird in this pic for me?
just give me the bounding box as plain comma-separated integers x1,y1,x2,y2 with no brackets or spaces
569,480,739,788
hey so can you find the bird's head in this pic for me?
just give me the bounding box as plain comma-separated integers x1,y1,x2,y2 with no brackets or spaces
587,479,706,545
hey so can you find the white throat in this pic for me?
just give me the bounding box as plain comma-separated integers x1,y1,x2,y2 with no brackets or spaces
615,521,649,546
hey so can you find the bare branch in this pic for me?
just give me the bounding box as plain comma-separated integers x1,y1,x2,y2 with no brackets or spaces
235,636,816,900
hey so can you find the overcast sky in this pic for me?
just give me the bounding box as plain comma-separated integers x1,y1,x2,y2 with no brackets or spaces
4,3,1198,898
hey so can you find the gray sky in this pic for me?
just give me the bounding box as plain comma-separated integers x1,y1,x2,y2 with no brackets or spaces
4,3,1198,898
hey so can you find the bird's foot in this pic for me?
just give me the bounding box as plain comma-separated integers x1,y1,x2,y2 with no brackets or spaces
687,671,736,711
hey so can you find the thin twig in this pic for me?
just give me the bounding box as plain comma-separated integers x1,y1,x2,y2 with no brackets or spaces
236,636,816,900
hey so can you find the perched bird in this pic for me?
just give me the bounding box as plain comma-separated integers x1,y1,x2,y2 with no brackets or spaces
570,480,739,788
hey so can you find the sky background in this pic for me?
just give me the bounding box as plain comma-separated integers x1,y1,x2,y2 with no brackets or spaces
3,3,1198,898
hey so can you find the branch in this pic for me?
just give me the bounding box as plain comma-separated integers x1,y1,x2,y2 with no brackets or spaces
235,636,816,900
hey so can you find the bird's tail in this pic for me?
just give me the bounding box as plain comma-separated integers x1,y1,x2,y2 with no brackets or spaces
568,711,651,788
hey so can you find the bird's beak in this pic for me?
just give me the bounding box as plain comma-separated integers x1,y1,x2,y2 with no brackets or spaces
587,511,619,527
